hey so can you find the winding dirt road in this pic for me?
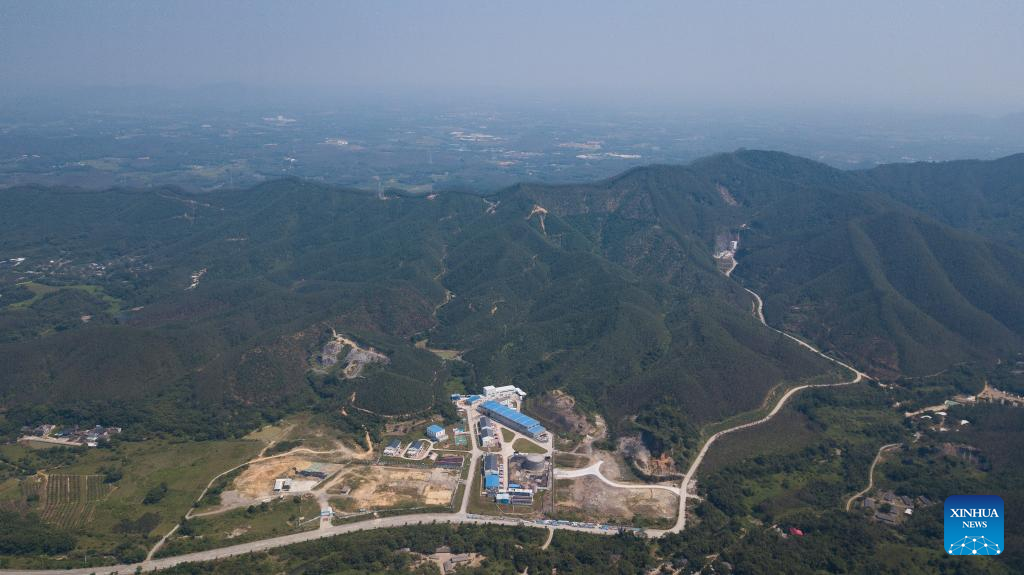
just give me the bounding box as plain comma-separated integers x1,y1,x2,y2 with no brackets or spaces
845,443,901,512
658,283,870,535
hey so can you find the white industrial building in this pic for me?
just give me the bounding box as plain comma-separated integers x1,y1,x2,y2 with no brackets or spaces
482,385,527,406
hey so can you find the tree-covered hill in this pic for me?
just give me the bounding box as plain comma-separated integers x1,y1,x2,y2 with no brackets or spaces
862,153,1024,248
2,150,1024,443
703,151,1024,378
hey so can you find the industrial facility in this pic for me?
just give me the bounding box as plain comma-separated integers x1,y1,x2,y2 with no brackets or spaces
482,453,503,491
478,400,547,440
509,454,550,490
482,385,527,407
496,487,534,505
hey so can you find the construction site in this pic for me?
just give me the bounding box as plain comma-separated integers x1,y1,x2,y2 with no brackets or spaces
326,464,460,512
232,457,342,501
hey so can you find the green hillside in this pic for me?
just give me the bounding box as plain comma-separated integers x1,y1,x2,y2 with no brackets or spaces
862,153,1024,248
715,151,1024,378
3,151,1024,446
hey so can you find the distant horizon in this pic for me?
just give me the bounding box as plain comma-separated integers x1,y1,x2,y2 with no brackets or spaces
3,1,1023,116
2,82,1024,120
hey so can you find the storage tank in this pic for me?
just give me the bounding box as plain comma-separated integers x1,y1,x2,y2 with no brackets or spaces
523,454,546,471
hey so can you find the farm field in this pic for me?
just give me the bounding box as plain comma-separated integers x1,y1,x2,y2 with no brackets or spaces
0,473,114,530
36,475,114,529
0,438,263,565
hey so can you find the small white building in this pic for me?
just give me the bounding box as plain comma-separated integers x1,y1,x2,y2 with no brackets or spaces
273,478,292,492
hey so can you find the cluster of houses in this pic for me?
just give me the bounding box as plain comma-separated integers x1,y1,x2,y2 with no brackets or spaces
19,423,122,447
863,490,934,526
424,546,477,574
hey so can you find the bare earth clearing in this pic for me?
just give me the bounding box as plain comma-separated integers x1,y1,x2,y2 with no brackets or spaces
328,465,458,511
557,476,677,525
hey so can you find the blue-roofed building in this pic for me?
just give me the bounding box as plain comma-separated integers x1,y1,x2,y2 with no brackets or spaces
425,424,447,442
466,395,482,405
483,453,501,476
478,400,547,440
484,475,500,490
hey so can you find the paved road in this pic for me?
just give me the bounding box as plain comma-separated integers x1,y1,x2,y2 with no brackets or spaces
0,513,622,575
845,443,901,511
460,403,483,514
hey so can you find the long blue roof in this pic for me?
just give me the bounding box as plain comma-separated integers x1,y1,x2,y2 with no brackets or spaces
480,401,545,433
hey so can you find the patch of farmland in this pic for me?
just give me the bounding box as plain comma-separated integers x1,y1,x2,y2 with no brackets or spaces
39,475,114,529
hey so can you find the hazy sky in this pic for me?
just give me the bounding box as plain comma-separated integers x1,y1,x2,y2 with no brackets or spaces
2,0,1023,113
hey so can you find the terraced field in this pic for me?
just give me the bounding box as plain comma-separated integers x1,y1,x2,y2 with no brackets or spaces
37,475,115,529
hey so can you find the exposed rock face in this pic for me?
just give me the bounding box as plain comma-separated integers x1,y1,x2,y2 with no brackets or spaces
618,435,681,480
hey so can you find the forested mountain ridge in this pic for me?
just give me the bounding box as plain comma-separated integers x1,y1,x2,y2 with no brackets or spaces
1,151,1023,444
862,153,1024,248
484,150,1024,379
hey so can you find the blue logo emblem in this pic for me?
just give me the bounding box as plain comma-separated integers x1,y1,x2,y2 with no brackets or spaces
945,495,1003,555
